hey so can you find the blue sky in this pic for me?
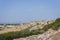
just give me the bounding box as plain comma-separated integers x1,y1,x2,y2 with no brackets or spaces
0,0,60,24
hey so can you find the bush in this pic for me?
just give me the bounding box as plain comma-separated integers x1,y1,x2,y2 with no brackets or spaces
36,23,40,25
55,18,60,22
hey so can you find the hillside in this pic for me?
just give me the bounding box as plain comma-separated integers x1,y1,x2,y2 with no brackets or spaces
0,18,60,40
0,20,54,34
14,18,60,40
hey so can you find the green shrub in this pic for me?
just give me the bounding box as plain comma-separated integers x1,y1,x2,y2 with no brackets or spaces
36,23,40,25
55,18,60,22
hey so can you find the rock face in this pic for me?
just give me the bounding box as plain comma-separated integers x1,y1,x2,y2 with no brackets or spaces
14,29,60,40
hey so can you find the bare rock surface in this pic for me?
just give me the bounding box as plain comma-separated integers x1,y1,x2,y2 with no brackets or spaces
48,29,60,40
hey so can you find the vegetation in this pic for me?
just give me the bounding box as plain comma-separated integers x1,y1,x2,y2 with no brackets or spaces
0,18,60,40
36,23,40,25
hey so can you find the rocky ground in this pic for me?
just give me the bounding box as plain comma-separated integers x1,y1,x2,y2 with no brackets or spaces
0,20,54,34
49,32,60,40
14,29,60,40
0,20,56,40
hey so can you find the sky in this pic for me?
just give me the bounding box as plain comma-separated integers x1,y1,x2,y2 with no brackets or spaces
0,0,60,24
